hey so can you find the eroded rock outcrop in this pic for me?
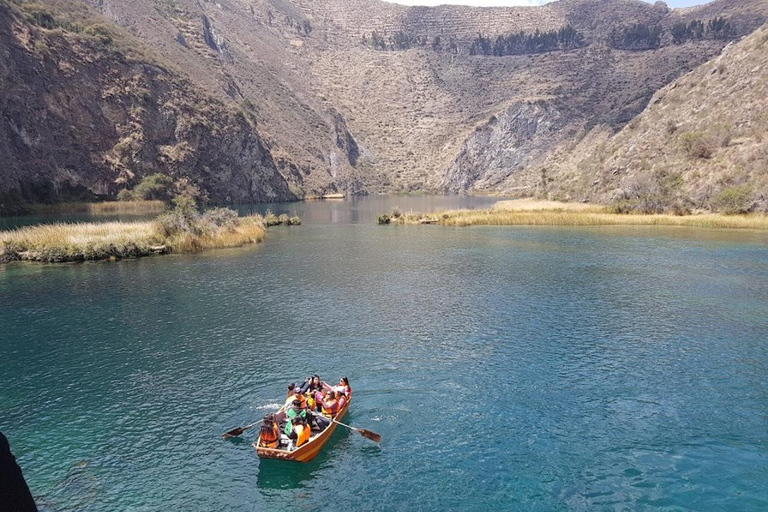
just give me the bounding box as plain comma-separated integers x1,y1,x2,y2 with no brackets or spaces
442,102,567,193
0,2,295,213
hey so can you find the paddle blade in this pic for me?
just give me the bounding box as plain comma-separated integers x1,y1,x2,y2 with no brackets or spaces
221,427,244,439
358,428,381,443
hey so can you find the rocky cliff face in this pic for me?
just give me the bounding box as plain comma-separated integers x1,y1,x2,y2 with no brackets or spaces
2,0,767,211
0,0,295,213
443,101,568,193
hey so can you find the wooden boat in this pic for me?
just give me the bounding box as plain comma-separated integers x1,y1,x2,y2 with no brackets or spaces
253,393,351,462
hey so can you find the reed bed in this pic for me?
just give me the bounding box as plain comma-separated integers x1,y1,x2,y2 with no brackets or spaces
493,199,604,212
391,208,768,230
168,216,266,253
30,200,167,214
0,215,267,263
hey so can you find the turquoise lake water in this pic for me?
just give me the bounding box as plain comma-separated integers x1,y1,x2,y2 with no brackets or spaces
1,196,767,511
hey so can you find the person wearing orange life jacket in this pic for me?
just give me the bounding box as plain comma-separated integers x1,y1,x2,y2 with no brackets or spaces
257,414,280,449
288,415,310,450
284,387,307,410
319,390,339,417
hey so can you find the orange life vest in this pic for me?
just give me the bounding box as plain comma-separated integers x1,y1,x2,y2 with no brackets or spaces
285,393,306,409
322,399,338,416
295,424,310,448
259,423,280,448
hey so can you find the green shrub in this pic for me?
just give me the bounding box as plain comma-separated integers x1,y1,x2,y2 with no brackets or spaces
610,198,636,214
202,207,238,229
116,189,134,201
23,5,58,30
665,120,679,135
277,214,290,225
83,24,113,45
156,196,204,236
263,211,281,227
377,214,391,225
132,174,174,200
288,216,302,226
679,131,715,159
133,88,152,104
22,5,80,32
713,185,754,214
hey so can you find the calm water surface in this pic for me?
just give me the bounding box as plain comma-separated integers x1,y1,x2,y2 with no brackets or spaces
1,196,767,511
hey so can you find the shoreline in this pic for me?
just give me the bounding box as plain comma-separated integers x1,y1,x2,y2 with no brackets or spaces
23,200,168,215
380,200,768,230
0,215,271,264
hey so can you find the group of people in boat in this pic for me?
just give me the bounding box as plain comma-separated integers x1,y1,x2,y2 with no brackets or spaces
258,375,351,451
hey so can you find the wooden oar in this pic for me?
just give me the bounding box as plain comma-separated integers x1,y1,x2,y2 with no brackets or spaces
221,420,262,439
332,419,381,443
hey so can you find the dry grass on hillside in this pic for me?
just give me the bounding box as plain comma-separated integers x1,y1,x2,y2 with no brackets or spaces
547,23,768,213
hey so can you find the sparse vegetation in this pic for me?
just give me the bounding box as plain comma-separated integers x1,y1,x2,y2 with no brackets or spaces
679,131,716,159
609,23,663,50
712,185,754,214
0,199,275,264
381,201,768,230
360,26,584,56
29,200,166,214
670,17,736,45
83,23,113,45
612,169,690,214
708,16,737,40
118,174,174,201
671,20,705,44
21,4,81,32
469,26,585,56
361,30,429,51
262,210,302,226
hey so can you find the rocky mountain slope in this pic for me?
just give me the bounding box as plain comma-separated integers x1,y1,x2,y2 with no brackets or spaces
543,22,768,212
1,0,767,212
0,0,295,213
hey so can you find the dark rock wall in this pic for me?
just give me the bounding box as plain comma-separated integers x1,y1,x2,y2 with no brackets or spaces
0,3,294,213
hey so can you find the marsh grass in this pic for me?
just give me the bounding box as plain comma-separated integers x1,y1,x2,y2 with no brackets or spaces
30,200,167,215
0,215,267,263
493,199,603,212
168,216,266,253
392,204,768,230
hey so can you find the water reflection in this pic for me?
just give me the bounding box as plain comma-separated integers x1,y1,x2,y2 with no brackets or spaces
1,195,500,231
255,427,351,491
233,195,500,226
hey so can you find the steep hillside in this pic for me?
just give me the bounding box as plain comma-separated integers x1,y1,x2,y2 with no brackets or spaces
2,0,767,211
545,22,768,213
294,0,766,193
0,0,295,213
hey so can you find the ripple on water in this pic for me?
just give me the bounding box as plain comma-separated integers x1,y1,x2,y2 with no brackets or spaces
1,200,767,511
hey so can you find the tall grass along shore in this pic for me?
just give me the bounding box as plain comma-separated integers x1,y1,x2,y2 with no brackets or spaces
380,199,768,230
0,204,292,263
28,200,167,215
